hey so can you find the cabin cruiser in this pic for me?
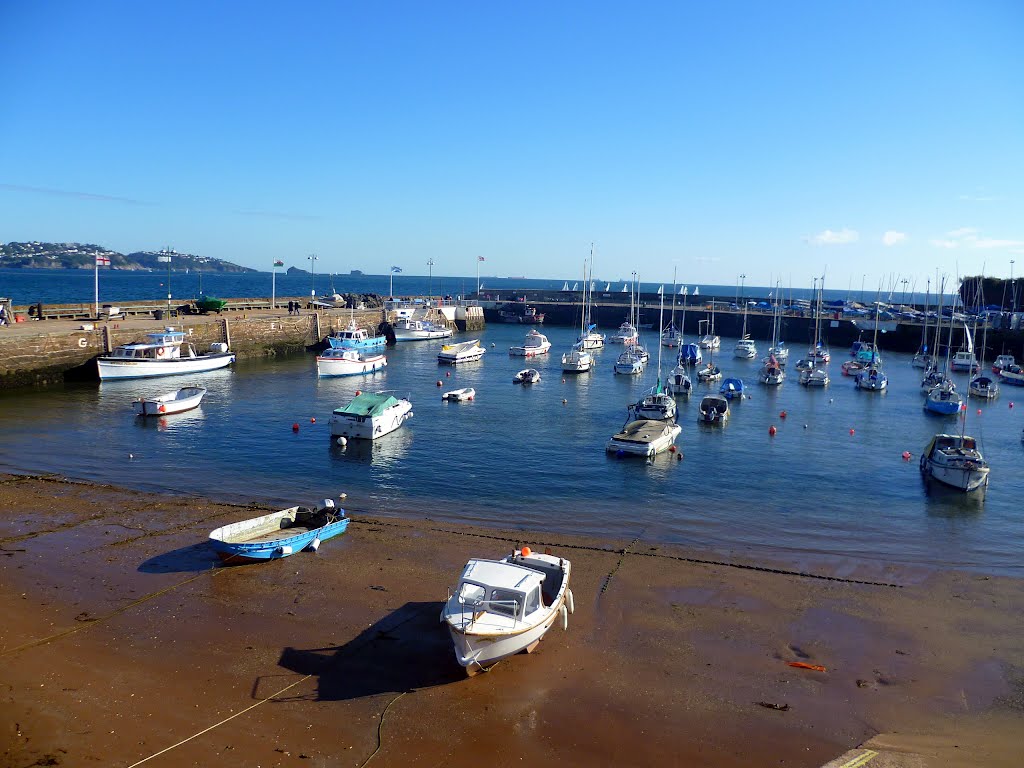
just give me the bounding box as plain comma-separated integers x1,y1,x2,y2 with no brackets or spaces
316,347,387,377
329,391,413,440
438,339,486,364
606,419,682,457
510,329,552,357
920,433,989,493
97,328,235,380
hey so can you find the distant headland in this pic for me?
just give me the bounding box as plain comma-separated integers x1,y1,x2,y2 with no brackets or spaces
0,241,256,273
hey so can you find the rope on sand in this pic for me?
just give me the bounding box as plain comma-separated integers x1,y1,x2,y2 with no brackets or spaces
351,519,904,589
358,691,408,768
126,673,316,767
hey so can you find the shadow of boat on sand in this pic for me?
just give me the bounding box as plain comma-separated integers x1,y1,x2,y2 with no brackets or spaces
273,601,463,701
138,542,220,574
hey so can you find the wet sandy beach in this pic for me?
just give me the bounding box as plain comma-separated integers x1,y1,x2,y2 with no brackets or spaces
1,474,1022,767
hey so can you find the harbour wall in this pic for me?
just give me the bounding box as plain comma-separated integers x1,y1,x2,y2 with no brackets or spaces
0,308,388,388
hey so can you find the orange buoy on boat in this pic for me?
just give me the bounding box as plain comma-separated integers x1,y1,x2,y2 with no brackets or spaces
521,546,532,557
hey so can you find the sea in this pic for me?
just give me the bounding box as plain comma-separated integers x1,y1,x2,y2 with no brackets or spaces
0,267,948,307
1,292,1022,576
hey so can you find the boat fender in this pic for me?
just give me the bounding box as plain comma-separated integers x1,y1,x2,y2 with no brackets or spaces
278,545,293,556
157,347,166,357
560,604,568,630
566,588,574,615
337,436,347,447
308,538,321,552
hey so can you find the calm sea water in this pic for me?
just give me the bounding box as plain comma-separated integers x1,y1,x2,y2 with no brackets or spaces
0,267,945,307
1,322,1021,575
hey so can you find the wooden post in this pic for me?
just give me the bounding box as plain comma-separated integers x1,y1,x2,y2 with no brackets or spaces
312,311,321,343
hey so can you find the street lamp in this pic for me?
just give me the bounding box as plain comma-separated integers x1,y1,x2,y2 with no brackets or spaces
157,248,173,314
739,273,746,305
308,254,318,302
1012,260,1016,313
901,278,909,307
428,258,435,301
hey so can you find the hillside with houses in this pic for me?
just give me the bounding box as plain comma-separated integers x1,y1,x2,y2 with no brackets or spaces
0,242,255,272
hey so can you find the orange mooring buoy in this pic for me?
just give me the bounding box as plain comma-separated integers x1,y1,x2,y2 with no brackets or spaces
779,410,787,419
436,380,443,387
292,423,299,432
769,425,777,436
849,428,855,436
355,390,362,396
902,451,911,460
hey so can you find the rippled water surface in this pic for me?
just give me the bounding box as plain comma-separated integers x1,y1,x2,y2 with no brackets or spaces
2,323,1022,574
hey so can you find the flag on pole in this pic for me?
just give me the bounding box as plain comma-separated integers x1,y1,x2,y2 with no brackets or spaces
95,255,110,266
273,260,284,267
478,256,485,262
391,266,402,273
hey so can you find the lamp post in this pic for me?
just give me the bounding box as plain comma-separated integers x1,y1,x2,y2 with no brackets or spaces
1012,260,1016,313
308,254,318,304
739,273,746,306
901,278,909,307
427,258,434,301
157,249,173,314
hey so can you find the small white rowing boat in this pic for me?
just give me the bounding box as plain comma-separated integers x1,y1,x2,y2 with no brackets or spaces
133,386,207,416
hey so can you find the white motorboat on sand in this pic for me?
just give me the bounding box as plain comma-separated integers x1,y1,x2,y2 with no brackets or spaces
442,547,573,676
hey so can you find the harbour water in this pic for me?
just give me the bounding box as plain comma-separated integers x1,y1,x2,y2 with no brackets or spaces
1,321,1021,575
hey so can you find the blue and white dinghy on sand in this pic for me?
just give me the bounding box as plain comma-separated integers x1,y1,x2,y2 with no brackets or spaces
208,497,349,564
442,547,574,676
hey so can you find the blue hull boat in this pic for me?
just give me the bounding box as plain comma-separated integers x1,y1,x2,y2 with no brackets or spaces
719,377,745,400
209,499,349,564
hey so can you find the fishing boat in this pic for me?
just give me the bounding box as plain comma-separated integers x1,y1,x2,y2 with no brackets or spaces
208,498,348,564
992,354,1015,374
392,317,453,341
799,367,830,387
438,339,486,364
997,363,1024,387
329,391,413,440
719,377,744,400
133,386,206,416
606,418,682,457
442,547,573,675
327,311,388,349
513,368,541,384
97,328,235,380
442,387,476,402
608,321,638,345
498,303,545,324
509,329,552,357
698,393,729,424
920,434,990,493
950,347,979,374
316,347,387,377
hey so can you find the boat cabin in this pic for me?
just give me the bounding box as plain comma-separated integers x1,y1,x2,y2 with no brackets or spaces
107,330,191,360
453,558,553,625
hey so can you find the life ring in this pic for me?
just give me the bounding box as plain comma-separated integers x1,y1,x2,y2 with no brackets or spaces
156,347,166,357
78,338,87,348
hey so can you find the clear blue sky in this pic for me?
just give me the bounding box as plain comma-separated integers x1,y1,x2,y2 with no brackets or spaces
1,1,1021,290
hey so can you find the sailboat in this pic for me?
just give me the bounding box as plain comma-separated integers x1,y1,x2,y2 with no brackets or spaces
574,248,605,351
563,256,595,374
921,277,956,395
697,325,722,383
698,302,720,349
766,287,788,362
799,278,830,387
759,287,785,385
733,288,757,359
970,309,999,400
912,279,934,369
854,291,887,391
924,293,964,415
633,292,677,420
920,353,990,493
660,270,682,348
614,275,646,375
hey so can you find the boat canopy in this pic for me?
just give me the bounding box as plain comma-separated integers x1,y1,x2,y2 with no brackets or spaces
333,392,402,417
460,559,544,592
143,330,185,345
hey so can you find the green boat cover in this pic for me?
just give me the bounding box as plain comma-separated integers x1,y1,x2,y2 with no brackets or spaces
333,392,401,417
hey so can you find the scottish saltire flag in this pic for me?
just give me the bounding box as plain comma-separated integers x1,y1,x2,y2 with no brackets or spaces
273,259,284,267
391,266,402,273
95,255,110,266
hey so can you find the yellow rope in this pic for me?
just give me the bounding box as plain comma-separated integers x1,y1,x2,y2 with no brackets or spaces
126,674,315,767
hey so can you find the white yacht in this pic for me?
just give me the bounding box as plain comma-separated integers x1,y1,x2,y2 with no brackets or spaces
329,391,413,441
733,337,757,359
438,339,486,364
393,317,453,342
606,419,681,457
509,329,552,357
920,433,990,493
316,347,387,377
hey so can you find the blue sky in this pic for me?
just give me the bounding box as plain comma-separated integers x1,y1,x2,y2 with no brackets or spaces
1,1,1022,289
